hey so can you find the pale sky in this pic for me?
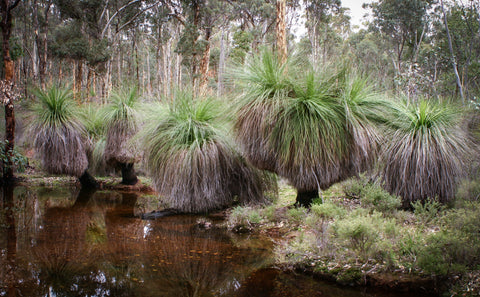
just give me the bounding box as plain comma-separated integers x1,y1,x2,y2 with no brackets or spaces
342,0,373,28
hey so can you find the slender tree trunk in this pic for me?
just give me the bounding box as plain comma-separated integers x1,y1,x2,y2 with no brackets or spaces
40,1,51,87
199,27,211,91
0,0,18,182
86,67,93,100
32,0,39,82
276,0,287,64
217,26,226,97
441,0,465,103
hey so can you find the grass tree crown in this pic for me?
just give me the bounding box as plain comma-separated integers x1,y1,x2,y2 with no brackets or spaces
102,86,140,165
233,51,386,206
143,91,276,213
380,99,473,206
30,86,89,177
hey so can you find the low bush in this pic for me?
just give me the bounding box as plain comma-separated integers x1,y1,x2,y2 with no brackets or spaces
361,184,401,213
227,206,262,232
342,177,366,199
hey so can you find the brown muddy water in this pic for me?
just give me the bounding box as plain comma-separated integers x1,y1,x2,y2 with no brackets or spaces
0,186,433,297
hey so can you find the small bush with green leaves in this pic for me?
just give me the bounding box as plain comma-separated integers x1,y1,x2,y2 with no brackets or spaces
310,202,344,221
333,212,381,261
412,199,445,225
227,206,262,232
342,176,367,199
361,183,402,212
0,140,28,175
286,207,308,224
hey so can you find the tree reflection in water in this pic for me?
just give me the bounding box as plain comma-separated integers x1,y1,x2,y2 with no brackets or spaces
1,187,274,297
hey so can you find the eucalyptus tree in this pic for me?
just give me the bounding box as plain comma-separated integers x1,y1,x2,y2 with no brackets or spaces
162,0,225,91
143,91,276,213
51,0,159,97
304,0,349,65
0,0,21,182
366,0,433,73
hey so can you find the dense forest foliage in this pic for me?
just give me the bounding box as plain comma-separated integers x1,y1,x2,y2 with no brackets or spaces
3,0,479,102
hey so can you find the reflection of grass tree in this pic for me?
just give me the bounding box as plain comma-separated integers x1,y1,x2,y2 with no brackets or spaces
102,192,145,295
142,91,276,213
138,216,272,297
30,188,102,296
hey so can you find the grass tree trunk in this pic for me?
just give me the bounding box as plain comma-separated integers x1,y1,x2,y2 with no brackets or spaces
79,170,99,189
295,189,319,208
120,162,138,185
0,0,20,183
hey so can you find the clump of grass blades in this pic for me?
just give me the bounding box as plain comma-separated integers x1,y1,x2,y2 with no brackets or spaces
103,87,139,164
143,91,276,213
234,52,384,205
30,86,89,177
380,99,472,206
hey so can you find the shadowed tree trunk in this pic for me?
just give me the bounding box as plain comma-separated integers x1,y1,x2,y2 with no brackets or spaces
295,189,319,208
120,162,138,185
79,170,99,189
0,0,20,183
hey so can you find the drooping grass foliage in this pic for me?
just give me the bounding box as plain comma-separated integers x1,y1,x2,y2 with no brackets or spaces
380,99,472,206
102,87,139,165
30,86,89,177
143,91,276,213
234,51,385,206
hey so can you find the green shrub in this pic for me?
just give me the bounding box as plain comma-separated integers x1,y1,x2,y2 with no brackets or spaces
310,202,344,221
417,231,471,276
0,140,28,175
342,177,366,199
361,184,401,213
333,214,380,261
287,207,308,224
227,206,262,232
412,199,445,225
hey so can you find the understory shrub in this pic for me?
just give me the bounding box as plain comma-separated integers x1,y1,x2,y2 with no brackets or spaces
361,184,401,212
0,140,28,175
227,206,262,232
333,213,381,261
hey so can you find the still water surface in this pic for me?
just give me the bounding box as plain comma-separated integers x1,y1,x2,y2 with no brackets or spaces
0,186,428,297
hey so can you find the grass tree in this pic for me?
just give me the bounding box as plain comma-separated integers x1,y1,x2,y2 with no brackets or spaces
380,99,472,207
234,51,385,207
142,91,276,213
30,86,97,188
102,87,140,185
